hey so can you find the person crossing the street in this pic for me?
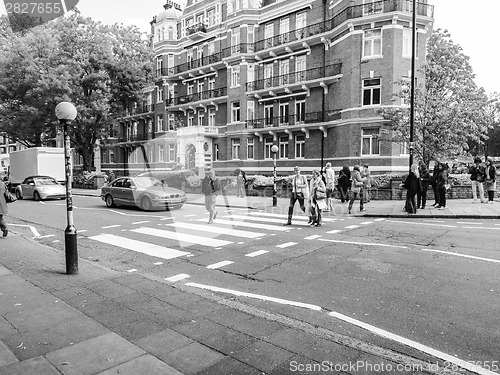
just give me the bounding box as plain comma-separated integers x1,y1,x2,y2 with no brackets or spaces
284,166,308,226
201,168,221,224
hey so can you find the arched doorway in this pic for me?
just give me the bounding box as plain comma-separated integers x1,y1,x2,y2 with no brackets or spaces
185,144,196,170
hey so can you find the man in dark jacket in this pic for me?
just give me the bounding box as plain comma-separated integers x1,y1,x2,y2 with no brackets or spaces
201,168,221,224
469,157,485,203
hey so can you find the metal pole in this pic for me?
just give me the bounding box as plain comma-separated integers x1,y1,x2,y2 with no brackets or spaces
409,0,417,170
273,152,277,207
63,120,78,274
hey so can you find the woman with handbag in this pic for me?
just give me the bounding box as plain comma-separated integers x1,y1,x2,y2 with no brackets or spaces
309,169,326,227
347,165,366,214
484,158,496,204
0,178,9,237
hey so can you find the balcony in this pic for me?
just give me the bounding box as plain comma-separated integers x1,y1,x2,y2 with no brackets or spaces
246,63,342,92
172,87,227,106
122,103,155,118
254,0,434,52
156,67,175,78
186,23,207,40
118,133,152,143
247,110,342,129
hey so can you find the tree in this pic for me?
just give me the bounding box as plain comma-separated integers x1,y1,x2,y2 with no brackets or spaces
378,29,497,165
0,12,153,170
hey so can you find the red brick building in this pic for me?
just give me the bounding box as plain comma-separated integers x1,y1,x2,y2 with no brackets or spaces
105,0,434,177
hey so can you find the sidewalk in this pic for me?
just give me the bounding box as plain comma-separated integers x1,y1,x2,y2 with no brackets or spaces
73,188,500,219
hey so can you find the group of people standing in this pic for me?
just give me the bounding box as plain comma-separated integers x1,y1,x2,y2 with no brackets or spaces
469,157,497,203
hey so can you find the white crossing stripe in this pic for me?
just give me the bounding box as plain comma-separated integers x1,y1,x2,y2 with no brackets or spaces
78,230,88,233
344,225,360,229
154,262,163,265
132,221,150,225
89,234,190,260
131,227,233,247
225,214,309,226
374,218,385,221
37,234,56,239
207,261,234,269
127,269,137,273
246,250,269,257
102,225,121,229
195,218,289,231
360,221,373,225
165,274,190,282
247,212,337,222
326,230,342,234
276,242,297,248
166,222,264,238
304,235,321,240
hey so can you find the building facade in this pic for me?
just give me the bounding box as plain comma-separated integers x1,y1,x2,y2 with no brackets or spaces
106,0,434,177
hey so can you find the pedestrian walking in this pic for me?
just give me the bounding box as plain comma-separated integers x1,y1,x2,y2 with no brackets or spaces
484,158,496,203
361,164,371,204
401,164,420,214
347,165,365,214
469,157,485,203
324,162,335,211
309,169,326,226
201,168,221,224
284,166,308,225
430,162,440,207
0,178,9,237
337,165,351,203
108,170,116,183
417,161,430,209
435,163,449,209
236,170,246,197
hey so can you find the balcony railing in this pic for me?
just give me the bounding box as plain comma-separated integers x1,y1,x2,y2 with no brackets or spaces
246,63,342,91
124,104,155,117
118,133,152,143
247,110,342,128
156,67,175,77
173,87,227,106
186,23,207,36
254,0,433,51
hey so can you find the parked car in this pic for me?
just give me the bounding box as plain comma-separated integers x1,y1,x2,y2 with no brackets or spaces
100,176,187,211
15,175,66,201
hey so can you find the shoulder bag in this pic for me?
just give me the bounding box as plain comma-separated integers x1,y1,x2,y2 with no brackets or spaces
4,190,17,203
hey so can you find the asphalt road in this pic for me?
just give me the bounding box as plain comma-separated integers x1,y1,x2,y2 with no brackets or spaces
7,195,500,373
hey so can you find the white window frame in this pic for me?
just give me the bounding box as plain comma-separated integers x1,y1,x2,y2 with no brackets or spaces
279,136,289,159
363,0,383,15
247,137,254,159
361,128,380,155
187,112,194,126
279,102,289,125
208,107,216,126
279,17,289,44
363,29,382,58
295,55,306,82
231,138,240,160
207,8,216,27
264,138,273,159
279,59,289,86
231,102,241,122
168,113,175,130
168,144,175,161
295,134,305,158
265,23,274,48
157,115,163,132
159,145,164,161
295,99,305,123
247,101,255,122
403,28,412,58
231,65,240,87
213,143,219,161
264,103,274,126
362,78,381,106
198,110,204,126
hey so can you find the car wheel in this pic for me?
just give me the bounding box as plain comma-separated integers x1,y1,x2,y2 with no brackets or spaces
140,196,152,211
34,191,41,201
105,194,115,208
15,190,23,200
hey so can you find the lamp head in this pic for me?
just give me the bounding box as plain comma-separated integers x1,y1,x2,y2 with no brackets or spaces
271,145,279,153
55,102,77,121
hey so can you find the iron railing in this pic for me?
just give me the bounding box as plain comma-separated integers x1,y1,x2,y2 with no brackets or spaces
173,87,227,106
246,110,341,129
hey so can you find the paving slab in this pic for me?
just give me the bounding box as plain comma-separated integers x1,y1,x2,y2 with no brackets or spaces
133,328,193,357
163,341,225,375
0,340,17,367
0,356,61,375
197,356,263,375
232,340,295,373
46,332,145,375
97,354,184,375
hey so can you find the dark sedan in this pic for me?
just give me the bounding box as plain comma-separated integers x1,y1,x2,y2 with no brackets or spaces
100,176,187,210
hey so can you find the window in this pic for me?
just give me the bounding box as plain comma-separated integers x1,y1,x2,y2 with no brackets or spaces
148,147,153,163
168,144,175,161
213,143,219,161
208,108,216,126
208,78,215,90
168,26,174,40
279,17,289,43
247,101,255,122
279,102,289,125
157,115,163,132
231,65,240,87
247,138,254,159
168,113,175,130
279,136,289,158
264,104,274,126
296,11,306,33
198,110,204,126
159,145,164,161
228,0,237,13
231,138,240,159
400,142,409,155
231,102,241,122
197,80,204,93
208,41,215,55
188,112,194,126
264,138,273,159
361,128,380,155
264,63,273,88
231,27,240,51
362,78,381,106
247,27,254,52
187,82,194,95
295,134,305,158
295,55,306,82
207,8,216,27
363,0,383,15
296,100,305,123
403,28,412,58
265,23,274,48
156,56,163,73
363,29,382,57
157,86,163,102
279,60,289,85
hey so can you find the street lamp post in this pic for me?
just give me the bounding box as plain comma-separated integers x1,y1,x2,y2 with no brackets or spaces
409,0,417,169
55,102,78,275
271,145,279,207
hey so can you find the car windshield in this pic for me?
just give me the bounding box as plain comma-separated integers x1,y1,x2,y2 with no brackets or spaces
133,177,163,188
34,177,57,185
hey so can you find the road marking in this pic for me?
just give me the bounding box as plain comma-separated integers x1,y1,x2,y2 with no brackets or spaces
9,224,41,237
165,274,190,282
102,225,121,229
132,221,150,225
186,282,321,311
276,242,297,248
37,234,56,239
207,261,234,269
329,311,497,375
457,221,482,225
421,248,500,264
318,238,408,249
131,227,233,247
386,220,457,228
344,225,360,229
195,218,289,231
52,240,60,243
127,269,137,273
246,250,269,257
326,230,342,234
247,212,337,222
154,262,163,265
374,218,385,221
78,229,88,233
108,209,165,218
89,234,190,260
165,222,265,238
184,214,197,217
304,235,321,240
225,214,309,226
462,226,500,231
360,221,373,225
160,217,174,221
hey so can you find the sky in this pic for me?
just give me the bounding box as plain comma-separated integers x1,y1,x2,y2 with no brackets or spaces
0,0,498,94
